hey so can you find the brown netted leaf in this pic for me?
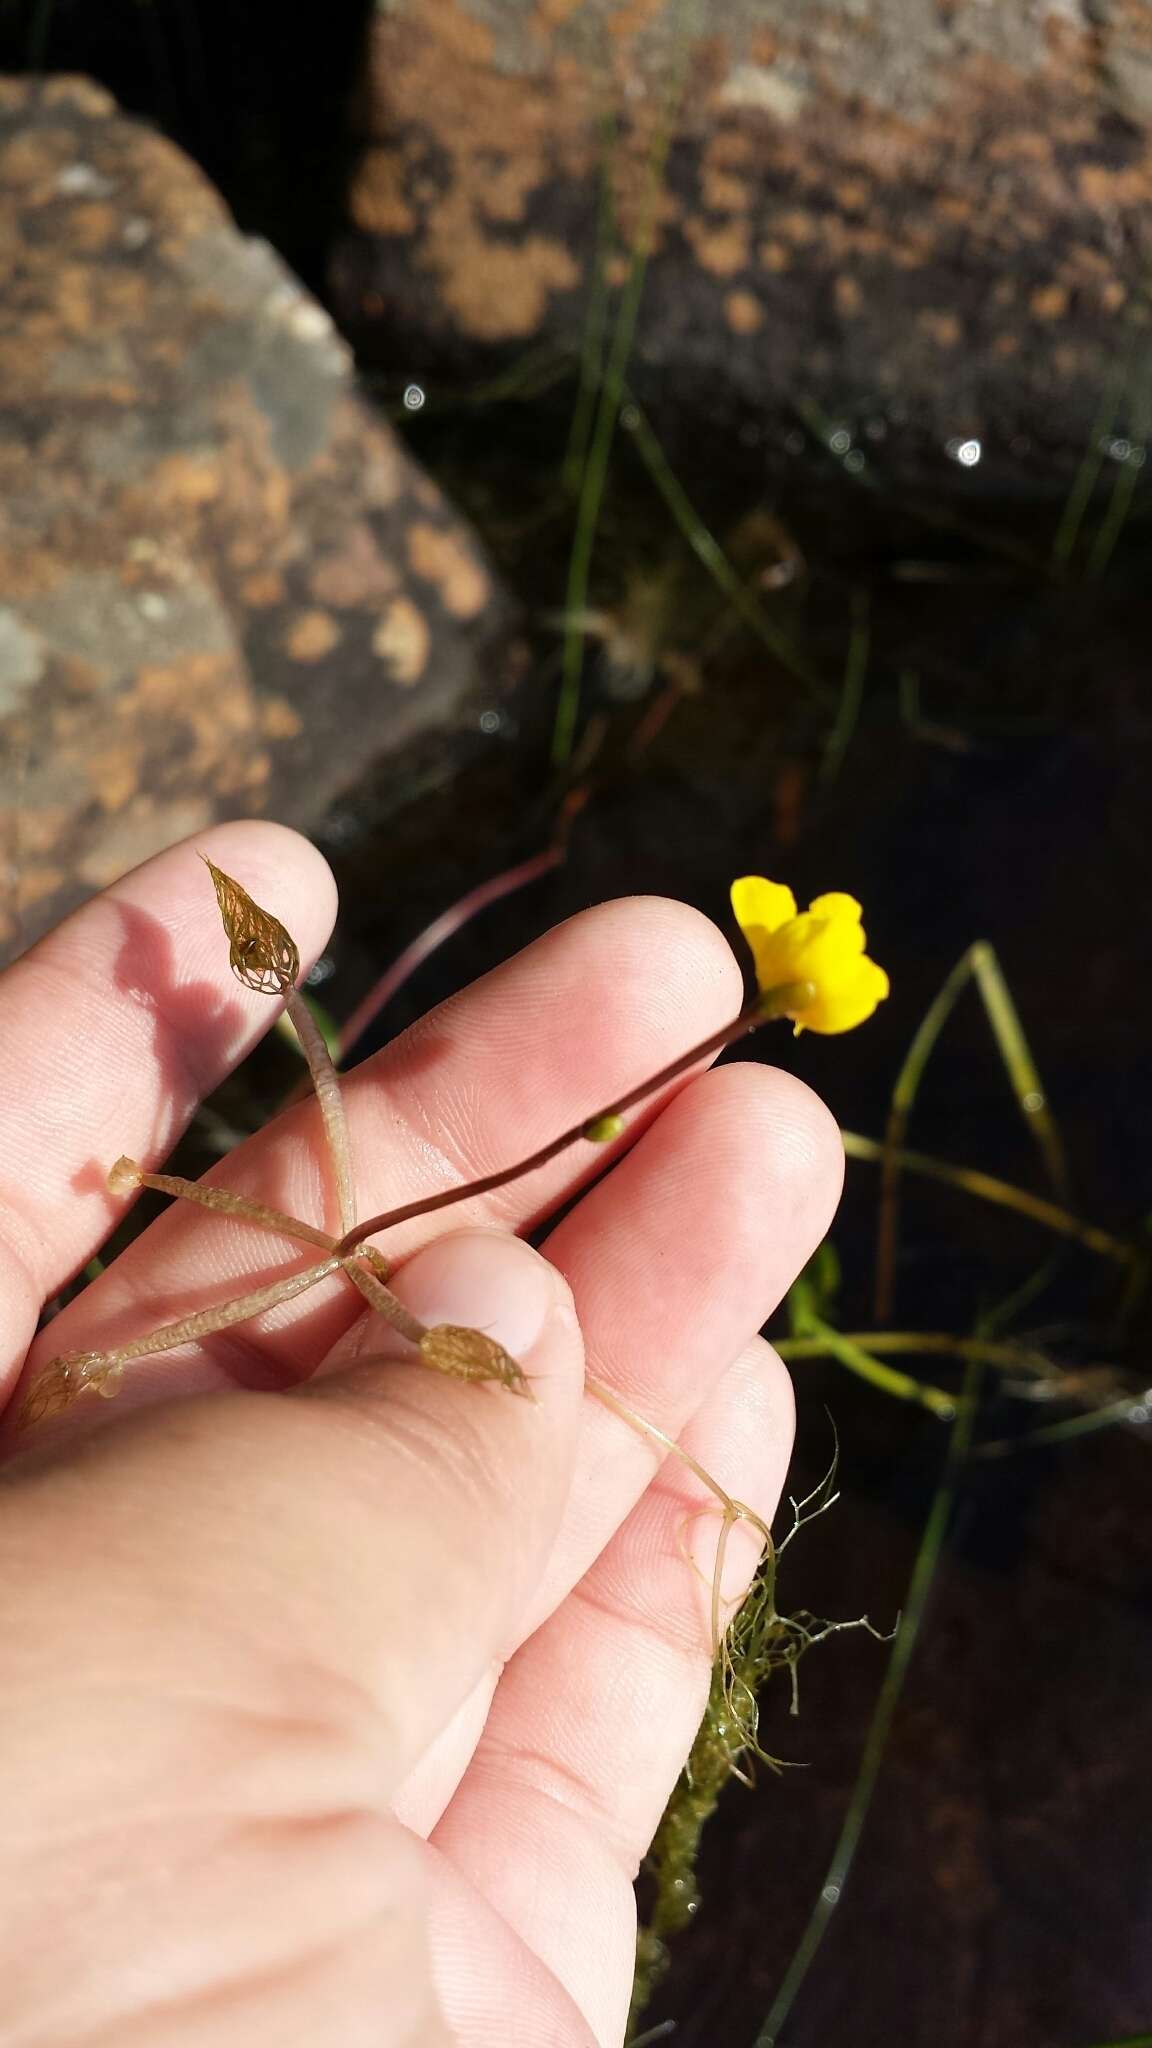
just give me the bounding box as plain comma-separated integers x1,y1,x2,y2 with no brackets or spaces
420,1323,531,1397
202,857,300,995
18,1351,121,1429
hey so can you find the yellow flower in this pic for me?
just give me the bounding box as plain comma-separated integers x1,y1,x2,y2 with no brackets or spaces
730,876,889,1034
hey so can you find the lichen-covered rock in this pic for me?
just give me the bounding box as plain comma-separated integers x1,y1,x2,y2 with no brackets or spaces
332,0,1152,493
0,74,512,962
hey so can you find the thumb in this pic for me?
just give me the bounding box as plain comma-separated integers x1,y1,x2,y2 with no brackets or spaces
1,1229,584,1808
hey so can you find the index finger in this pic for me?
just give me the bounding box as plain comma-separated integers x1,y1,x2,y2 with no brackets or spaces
0,821,337,1385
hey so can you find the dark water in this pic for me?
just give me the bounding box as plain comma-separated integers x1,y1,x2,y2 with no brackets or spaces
319,399,1152,2048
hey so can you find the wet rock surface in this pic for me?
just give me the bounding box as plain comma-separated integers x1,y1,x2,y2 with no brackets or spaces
0,75,514,963
334,0,1152,494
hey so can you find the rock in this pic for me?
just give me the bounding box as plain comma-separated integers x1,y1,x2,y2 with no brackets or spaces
332,0,1152,496
0,74,513,964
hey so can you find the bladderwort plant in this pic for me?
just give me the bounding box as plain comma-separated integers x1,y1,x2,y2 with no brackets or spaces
20,864,888,1454
17,859,890,2018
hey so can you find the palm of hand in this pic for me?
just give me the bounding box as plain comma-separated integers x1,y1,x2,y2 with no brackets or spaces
0,822,840,2045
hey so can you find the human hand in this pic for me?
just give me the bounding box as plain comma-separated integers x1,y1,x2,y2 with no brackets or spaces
0,821,842,2046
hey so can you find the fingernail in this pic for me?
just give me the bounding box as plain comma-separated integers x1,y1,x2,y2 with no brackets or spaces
360,1229,559,1365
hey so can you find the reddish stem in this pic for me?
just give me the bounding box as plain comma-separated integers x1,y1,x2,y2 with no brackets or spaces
336,845,565,1061
336,993,779,1256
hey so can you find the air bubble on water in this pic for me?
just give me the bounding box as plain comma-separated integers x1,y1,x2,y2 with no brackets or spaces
946,436,982,467
829,426,852,455
403,382,426,411
844,448,865,473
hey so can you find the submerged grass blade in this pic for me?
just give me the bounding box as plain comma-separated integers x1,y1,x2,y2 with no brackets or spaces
844,1131,1133,1264
874,942,1068,1321
563,111,619,495
820,586,870,778
781,1313,956,1419
752,1363,980,2046
620,391,826,700
551,1,699,766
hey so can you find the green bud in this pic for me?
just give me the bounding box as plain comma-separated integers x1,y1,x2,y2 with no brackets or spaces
583,1113,625,1144
757,979,816,1022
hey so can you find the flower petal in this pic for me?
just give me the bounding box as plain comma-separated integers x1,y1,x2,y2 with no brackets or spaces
796,954,890,1034
807,891,863,926
730,876,797,940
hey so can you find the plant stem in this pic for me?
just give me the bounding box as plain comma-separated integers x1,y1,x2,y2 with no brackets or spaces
337,986,806,1256
334,845,565,1062
285,989,356,1235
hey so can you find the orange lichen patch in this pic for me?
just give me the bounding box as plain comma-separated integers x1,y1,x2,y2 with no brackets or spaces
835,178,869,211
64,202,117,252
10,803,73,858
13,864,67,908
1100,279,1128,312
605,252,631,287
846,225,887,258
835,274,864,316
777,209,818,245
41,78,115,114
76,798,217,889
85,747,139,812
1077,162,1151,207
534,0,585,28
759,240,791,273
476,153,541,226
684,217,750,277
148,454,222,510
259,696,303,739
351,148,416,236
987,129,1053,165
51,263,96,335
0,123,77,193
241,570,286,608
0,544,66,600
992,332,1021,357
1029,282,1070,319
708,129,756,171
358,0,600,342
406,522,490,620
372,596,431,685
601,0,666,45
284,609,342,662
725,289,764,334
701,167,752,213
309,522,398,607
918,309,963,348
437,229,580,340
